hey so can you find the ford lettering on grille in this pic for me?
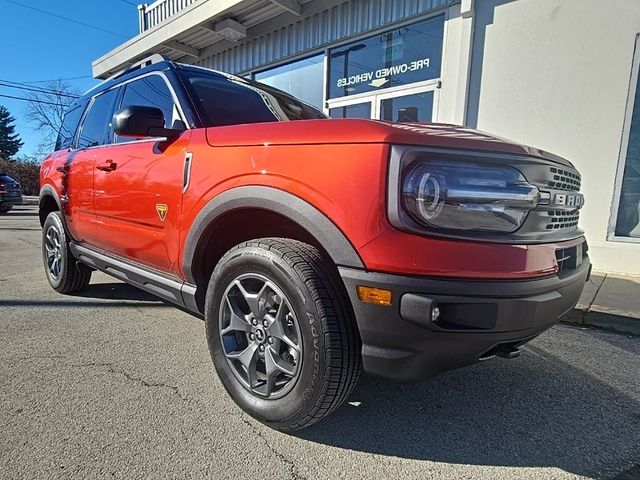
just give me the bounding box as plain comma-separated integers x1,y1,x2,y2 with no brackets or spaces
553,193,584,209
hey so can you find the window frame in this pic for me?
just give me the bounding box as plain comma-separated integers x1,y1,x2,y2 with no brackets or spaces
55,101,88,151
74,71,189,151
111,71,186,145
75,87,121,151
609,33,640,243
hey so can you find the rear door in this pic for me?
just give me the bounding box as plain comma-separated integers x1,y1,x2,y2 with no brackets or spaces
92,73,190,276
64,89,119,243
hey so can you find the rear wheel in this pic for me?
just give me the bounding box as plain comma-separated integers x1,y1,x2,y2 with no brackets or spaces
205,238,361,431
42,211,92,293
0,206,12,214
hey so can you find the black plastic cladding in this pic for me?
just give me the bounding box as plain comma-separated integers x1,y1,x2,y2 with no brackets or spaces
387,145,585,244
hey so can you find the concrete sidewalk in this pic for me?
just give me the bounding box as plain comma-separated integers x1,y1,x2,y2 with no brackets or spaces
564,272,640,336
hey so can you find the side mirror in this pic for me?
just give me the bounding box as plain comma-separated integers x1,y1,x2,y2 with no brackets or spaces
112,105,181,141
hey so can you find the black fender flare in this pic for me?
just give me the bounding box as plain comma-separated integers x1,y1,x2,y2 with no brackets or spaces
38,184,64,226
39,184,62,208
182,186,364,285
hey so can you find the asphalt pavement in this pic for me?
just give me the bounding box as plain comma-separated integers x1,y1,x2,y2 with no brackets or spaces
1,204,639,480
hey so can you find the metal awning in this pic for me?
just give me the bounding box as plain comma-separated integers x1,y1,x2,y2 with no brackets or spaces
92,0,306,79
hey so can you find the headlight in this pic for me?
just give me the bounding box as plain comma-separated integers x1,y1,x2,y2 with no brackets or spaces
402,161,540,233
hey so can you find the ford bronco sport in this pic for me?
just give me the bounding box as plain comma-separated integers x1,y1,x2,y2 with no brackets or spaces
40,56,590,430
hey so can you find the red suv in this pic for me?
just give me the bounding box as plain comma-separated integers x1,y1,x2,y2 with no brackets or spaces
40,57,590,430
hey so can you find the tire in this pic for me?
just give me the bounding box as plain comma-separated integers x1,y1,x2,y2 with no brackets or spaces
205,238,362,431
42,211,92,293
0,206,11,214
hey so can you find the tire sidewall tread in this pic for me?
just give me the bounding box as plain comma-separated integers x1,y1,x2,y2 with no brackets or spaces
204,238,361,431
42,211,91,294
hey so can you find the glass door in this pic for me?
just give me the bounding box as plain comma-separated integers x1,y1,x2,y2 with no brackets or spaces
377,88,435,123
326,81,439,122
328,102,372,119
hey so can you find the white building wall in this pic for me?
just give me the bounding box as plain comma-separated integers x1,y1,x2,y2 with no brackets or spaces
440,0,640,275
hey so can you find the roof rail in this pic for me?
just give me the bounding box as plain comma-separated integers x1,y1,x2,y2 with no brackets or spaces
105,53,169,81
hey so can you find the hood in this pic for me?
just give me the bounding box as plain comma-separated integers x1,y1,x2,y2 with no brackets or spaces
205,119,573,166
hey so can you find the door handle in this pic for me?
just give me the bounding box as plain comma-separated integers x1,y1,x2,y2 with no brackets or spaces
96,160,117,172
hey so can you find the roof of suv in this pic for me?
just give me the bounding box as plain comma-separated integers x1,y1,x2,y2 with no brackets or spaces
75,60,228,109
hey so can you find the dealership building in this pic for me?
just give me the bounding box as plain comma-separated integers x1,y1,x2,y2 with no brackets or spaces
93,0,640,276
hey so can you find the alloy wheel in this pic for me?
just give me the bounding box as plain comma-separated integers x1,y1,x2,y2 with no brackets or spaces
219,273,302,399
44,225,63,281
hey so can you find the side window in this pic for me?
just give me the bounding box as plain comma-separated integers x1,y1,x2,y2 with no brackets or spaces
77,89,119,149
116,75,177,143
55,102,86,151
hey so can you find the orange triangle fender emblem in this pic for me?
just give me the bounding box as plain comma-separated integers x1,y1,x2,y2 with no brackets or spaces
156,203,168,221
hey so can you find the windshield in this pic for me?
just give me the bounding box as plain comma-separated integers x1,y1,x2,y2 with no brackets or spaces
180,69,327,128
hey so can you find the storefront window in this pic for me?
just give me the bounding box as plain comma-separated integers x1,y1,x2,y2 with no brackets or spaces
328,14,444,99
615,40,640,238
255,54,324,108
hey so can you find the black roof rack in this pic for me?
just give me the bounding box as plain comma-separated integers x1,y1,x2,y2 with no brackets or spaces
105,53,169,82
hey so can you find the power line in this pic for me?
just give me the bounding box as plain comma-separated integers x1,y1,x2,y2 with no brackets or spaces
0,93,67,106
23,75,93,85
0,80,79,98
2,0,130,39
0,81,79,99
118,0,139,6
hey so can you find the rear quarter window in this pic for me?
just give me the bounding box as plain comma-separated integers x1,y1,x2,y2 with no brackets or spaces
55,102,87,151
77,89,119,149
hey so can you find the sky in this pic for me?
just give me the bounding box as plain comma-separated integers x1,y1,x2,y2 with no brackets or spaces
0,0,140,158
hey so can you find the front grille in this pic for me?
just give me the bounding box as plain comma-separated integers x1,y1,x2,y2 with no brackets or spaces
515,161,583,239
545,210,580,230
547,167,581,191
555,241,588,272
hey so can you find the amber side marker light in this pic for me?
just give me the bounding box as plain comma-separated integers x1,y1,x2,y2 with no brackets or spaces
357,286,393,306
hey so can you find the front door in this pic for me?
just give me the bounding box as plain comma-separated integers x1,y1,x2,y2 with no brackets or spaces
91,73,190,276
92,136,190,275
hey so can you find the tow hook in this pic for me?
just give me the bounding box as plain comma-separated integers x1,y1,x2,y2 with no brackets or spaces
479,344,521,361
495,345,521,359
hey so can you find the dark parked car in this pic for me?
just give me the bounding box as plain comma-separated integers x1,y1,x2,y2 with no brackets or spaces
0,173,22,213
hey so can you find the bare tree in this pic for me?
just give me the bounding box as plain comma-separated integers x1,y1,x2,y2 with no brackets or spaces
25,80,81,152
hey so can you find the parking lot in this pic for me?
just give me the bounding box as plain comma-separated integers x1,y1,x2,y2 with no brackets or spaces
1,204,639,479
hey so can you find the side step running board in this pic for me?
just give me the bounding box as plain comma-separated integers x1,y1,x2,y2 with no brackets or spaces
69,242,200,315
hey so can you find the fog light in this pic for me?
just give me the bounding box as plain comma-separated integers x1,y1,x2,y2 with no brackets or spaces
431,306,441,323
357,286,392,306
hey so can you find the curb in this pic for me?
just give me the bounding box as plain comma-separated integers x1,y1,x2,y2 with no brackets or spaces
562,308,640,336
21,196,38,206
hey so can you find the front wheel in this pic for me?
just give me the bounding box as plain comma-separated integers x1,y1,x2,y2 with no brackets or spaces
0,205,12,214
205,238,362,431
42,211,92,293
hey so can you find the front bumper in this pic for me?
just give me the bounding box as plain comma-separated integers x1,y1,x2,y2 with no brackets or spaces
339,258,590,381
